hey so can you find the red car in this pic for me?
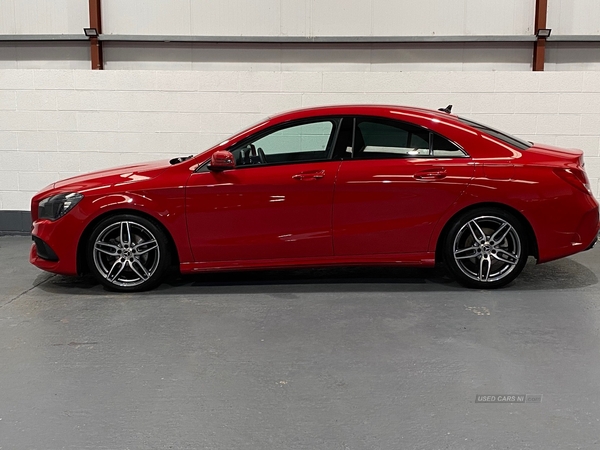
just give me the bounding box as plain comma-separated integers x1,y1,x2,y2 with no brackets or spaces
30,105,599,291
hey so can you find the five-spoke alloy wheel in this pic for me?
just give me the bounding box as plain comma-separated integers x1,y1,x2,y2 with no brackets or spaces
87,214,170,291
444,209,529,289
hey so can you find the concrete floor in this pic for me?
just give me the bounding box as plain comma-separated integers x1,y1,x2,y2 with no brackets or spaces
1,235,600,450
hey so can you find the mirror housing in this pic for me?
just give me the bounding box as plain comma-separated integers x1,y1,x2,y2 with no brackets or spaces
208,150,235,172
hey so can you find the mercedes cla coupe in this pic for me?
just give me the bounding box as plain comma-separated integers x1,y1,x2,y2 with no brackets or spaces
30,105,599,291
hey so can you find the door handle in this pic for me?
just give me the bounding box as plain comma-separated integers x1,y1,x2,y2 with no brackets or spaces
292,170,325,181
414,169,446,181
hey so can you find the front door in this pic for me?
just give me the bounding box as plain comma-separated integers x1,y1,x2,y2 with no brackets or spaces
186,119,342,263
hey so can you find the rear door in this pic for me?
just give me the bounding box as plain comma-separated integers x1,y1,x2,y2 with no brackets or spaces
333,117,474,256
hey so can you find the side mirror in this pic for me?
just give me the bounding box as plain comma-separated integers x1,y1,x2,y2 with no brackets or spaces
208,150,235,172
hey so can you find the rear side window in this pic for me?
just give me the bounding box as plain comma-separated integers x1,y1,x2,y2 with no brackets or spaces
353,118,466,159
357,121,430,157
458,117,532,150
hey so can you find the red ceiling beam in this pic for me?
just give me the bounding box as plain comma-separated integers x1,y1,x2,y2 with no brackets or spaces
88,0,103,70
533,0,548,71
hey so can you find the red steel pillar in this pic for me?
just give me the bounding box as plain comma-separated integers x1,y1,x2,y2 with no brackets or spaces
88,0,103,70
533,0,548,71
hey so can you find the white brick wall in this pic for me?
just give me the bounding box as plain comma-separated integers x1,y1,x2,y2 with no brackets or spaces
1,69,600,210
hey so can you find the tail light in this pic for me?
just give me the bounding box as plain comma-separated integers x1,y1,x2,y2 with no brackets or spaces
554,167,593,195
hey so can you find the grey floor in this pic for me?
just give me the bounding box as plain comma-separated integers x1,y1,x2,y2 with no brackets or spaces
1,235,600,450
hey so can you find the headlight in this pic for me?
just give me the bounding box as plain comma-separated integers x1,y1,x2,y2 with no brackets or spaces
38,193,83,221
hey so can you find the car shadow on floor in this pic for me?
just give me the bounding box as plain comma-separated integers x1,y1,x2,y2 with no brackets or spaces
36,256,598,296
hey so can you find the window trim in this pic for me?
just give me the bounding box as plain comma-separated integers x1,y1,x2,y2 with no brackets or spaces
195,114,470,172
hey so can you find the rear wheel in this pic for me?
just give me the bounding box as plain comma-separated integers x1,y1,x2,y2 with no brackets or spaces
87,214,170,292
443,208,528,289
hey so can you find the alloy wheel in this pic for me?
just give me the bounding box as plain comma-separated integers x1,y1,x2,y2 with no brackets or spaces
452,215,522,283
92,220,161,288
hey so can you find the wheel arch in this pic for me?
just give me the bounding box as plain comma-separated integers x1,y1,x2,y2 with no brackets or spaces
76,208,181,275
434,202,539,264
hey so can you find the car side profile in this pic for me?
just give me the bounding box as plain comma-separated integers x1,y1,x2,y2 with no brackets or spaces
30,105,599,291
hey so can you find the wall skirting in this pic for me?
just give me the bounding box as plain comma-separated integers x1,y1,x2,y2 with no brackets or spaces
0,210,31,235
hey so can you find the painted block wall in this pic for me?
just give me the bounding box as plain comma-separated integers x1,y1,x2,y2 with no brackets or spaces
1,0,599,39
101,0,534,37
0,69,599,211
0,0,88,34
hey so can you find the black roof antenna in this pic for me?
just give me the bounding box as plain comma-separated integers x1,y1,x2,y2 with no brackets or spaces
438,105,452,114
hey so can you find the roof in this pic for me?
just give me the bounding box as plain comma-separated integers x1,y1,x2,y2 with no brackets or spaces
268,104,458,123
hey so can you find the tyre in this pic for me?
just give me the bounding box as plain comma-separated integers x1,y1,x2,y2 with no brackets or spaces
443,208,529,289
87,214,171,292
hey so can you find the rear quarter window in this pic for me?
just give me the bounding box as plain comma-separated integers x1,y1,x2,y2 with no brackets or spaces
458,117,532,151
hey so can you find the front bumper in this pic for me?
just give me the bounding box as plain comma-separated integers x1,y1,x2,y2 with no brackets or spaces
32,236,59,261
30,217,82,276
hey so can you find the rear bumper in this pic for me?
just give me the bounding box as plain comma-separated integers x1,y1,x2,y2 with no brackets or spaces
585,233,598,251
579,207,600,248
538,203,599,263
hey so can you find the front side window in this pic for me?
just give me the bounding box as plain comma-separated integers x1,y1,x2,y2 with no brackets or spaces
352,118,466,159
231,120,336,166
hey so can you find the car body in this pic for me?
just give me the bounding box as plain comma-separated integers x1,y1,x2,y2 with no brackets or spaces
30,105,599,291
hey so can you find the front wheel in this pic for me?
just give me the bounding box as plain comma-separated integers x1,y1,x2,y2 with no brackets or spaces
443,209,529,289
87,214,170,292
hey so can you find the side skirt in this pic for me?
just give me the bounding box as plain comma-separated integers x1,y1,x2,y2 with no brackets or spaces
180,252,436,274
